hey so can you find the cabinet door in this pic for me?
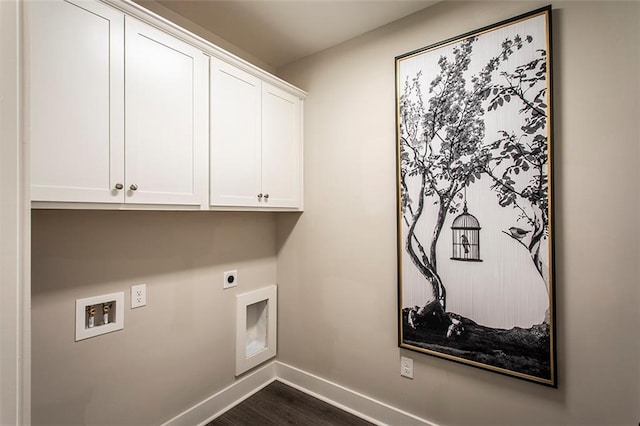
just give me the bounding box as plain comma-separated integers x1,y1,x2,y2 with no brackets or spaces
125,17,208,206
210,58,262,207
28,0,125,203
261,83,302,209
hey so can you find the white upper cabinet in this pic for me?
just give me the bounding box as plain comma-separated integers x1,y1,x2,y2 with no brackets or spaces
261,83,302,209
28,0,125,203
28,0,304,211
210,58,303,210
125,17,208,206
28,1,207,208
210,58,262,207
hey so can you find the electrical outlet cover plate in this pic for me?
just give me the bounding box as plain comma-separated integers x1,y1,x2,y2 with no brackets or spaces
223,270,238,289
401,356,414,379
131,284,146,308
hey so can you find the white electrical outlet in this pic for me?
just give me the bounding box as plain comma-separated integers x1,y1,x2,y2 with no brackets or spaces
223,270,238,289
131,284,146,308
401,356,414,379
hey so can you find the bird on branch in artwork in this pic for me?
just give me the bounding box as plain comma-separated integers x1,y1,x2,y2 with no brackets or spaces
508,226,531,240
460,234,470,254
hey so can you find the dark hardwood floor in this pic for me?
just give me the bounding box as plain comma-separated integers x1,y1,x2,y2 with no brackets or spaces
207,381,375,426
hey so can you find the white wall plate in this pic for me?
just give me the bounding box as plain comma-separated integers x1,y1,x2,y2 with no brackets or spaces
75,292,124,341
235,285,277,376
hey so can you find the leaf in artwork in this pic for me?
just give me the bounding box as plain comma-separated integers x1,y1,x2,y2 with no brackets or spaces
499,194,514,207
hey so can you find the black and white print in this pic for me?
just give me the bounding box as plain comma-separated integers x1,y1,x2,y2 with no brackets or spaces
396,7,555,386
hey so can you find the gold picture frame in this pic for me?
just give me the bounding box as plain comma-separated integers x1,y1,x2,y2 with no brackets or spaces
395,6,556,386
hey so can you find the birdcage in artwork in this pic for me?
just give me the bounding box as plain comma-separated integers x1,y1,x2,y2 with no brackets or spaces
451,202,482,261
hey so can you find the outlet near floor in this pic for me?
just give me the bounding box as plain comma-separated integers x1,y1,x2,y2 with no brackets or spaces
400,356,414,379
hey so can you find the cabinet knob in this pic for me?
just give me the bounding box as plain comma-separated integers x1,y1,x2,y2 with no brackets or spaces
114,183,124,190
264,194,269,199
257,193,263,199
130,184,138,191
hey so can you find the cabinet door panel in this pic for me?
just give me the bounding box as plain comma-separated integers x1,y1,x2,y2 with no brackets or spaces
125,18,207,206
28,0,124,202
261,84,302,208
210,58,262,207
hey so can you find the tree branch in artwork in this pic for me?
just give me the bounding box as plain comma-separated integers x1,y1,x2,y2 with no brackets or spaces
481,46,551,303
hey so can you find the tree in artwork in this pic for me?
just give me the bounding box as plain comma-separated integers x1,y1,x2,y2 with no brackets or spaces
399,35,539,326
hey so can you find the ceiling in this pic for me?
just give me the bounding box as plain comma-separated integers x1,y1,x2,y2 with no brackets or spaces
152,0,438,68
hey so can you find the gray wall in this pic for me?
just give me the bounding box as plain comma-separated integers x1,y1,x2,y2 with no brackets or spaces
276,1,640,425
31,210,277,425
132,0,277,74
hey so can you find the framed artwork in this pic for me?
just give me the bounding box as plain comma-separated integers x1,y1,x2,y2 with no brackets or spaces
395,6,555,386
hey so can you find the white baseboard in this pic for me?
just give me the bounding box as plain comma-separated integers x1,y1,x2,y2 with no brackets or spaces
275,361,438,426
161,361,277,426
162,360,438,426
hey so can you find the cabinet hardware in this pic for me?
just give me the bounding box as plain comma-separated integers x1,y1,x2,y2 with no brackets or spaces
264,194,269,199
257,193,263,199
129,184,138,191
114,183,124,190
